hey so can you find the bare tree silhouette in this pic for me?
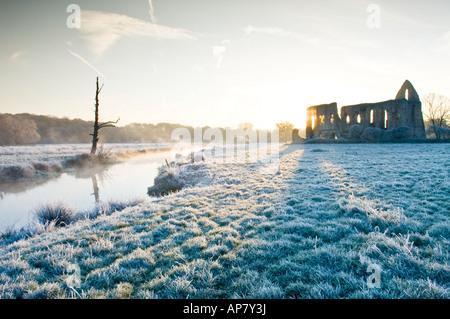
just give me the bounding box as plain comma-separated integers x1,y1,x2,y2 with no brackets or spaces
422,93,450,140
90,77,120,155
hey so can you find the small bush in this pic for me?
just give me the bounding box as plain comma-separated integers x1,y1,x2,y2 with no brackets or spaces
362,126,411,142
147,165,185,197
392,126,411,140
427,125,450,140
147,163,210,197
32,162,52,172
147,174,185,197
348,124,363,140
0,162,63,183
64,154,98,168
31,162,63,174
361,127,384,142
50,163,63,173
33,203,75,227
64,150,116,169
0,165,35,182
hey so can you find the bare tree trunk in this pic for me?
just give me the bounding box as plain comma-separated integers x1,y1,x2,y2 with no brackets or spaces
90,77,101,155
89,77,119,156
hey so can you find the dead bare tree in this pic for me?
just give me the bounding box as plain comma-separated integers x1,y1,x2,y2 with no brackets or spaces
90,77,120,155
422,93,450,140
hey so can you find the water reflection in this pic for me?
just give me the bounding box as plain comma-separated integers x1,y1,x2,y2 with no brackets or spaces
69,165,114,205
92,174,100,204
0,175,59,196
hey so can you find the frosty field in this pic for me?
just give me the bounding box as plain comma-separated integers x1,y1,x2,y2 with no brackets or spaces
0,143,173,167
0,143,448,299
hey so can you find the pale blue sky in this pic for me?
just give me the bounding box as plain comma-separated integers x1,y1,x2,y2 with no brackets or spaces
1,0,449,129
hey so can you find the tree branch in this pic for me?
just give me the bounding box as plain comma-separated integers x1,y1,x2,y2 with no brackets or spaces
98,117,120,129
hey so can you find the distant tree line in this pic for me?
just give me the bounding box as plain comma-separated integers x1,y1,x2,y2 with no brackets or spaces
0,113,197,145
0,114,41,145
0,113,282,146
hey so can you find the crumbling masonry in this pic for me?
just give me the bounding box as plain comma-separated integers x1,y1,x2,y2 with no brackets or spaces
305,80,426,140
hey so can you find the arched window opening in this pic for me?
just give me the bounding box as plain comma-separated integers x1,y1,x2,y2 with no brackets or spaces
356,114,361,124
319,114,325,124
346,115,350,124
405,89,409,100
370,109,374,124
311,116,315,130
330,114,335,124
384,110,388,129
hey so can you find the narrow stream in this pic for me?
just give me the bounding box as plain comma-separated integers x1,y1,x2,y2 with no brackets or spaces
0,152,170,232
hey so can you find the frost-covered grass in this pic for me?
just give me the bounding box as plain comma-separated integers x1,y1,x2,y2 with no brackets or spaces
0,198,145,245
0,143,448,299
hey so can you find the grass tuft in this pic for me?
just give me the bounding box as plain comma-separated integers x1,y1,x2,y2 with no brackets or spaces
33,202,76,227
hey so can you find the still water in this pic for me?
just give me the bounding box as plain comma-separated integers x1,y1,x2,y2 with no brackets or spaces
0,152,170,232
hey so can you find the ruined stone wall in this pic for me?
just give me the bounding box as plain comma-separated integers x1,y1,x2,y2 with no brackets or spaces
341,100,409,134
304,80,426,140
306,103,342,139
340,99,425,138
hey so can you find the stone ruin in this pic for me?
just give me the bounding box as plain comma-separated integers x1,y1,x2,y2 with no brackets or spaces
304,80,426,141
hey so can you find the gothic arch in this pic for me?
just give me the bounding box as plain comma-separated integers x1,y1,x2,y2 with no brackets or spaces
395,80,419,101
